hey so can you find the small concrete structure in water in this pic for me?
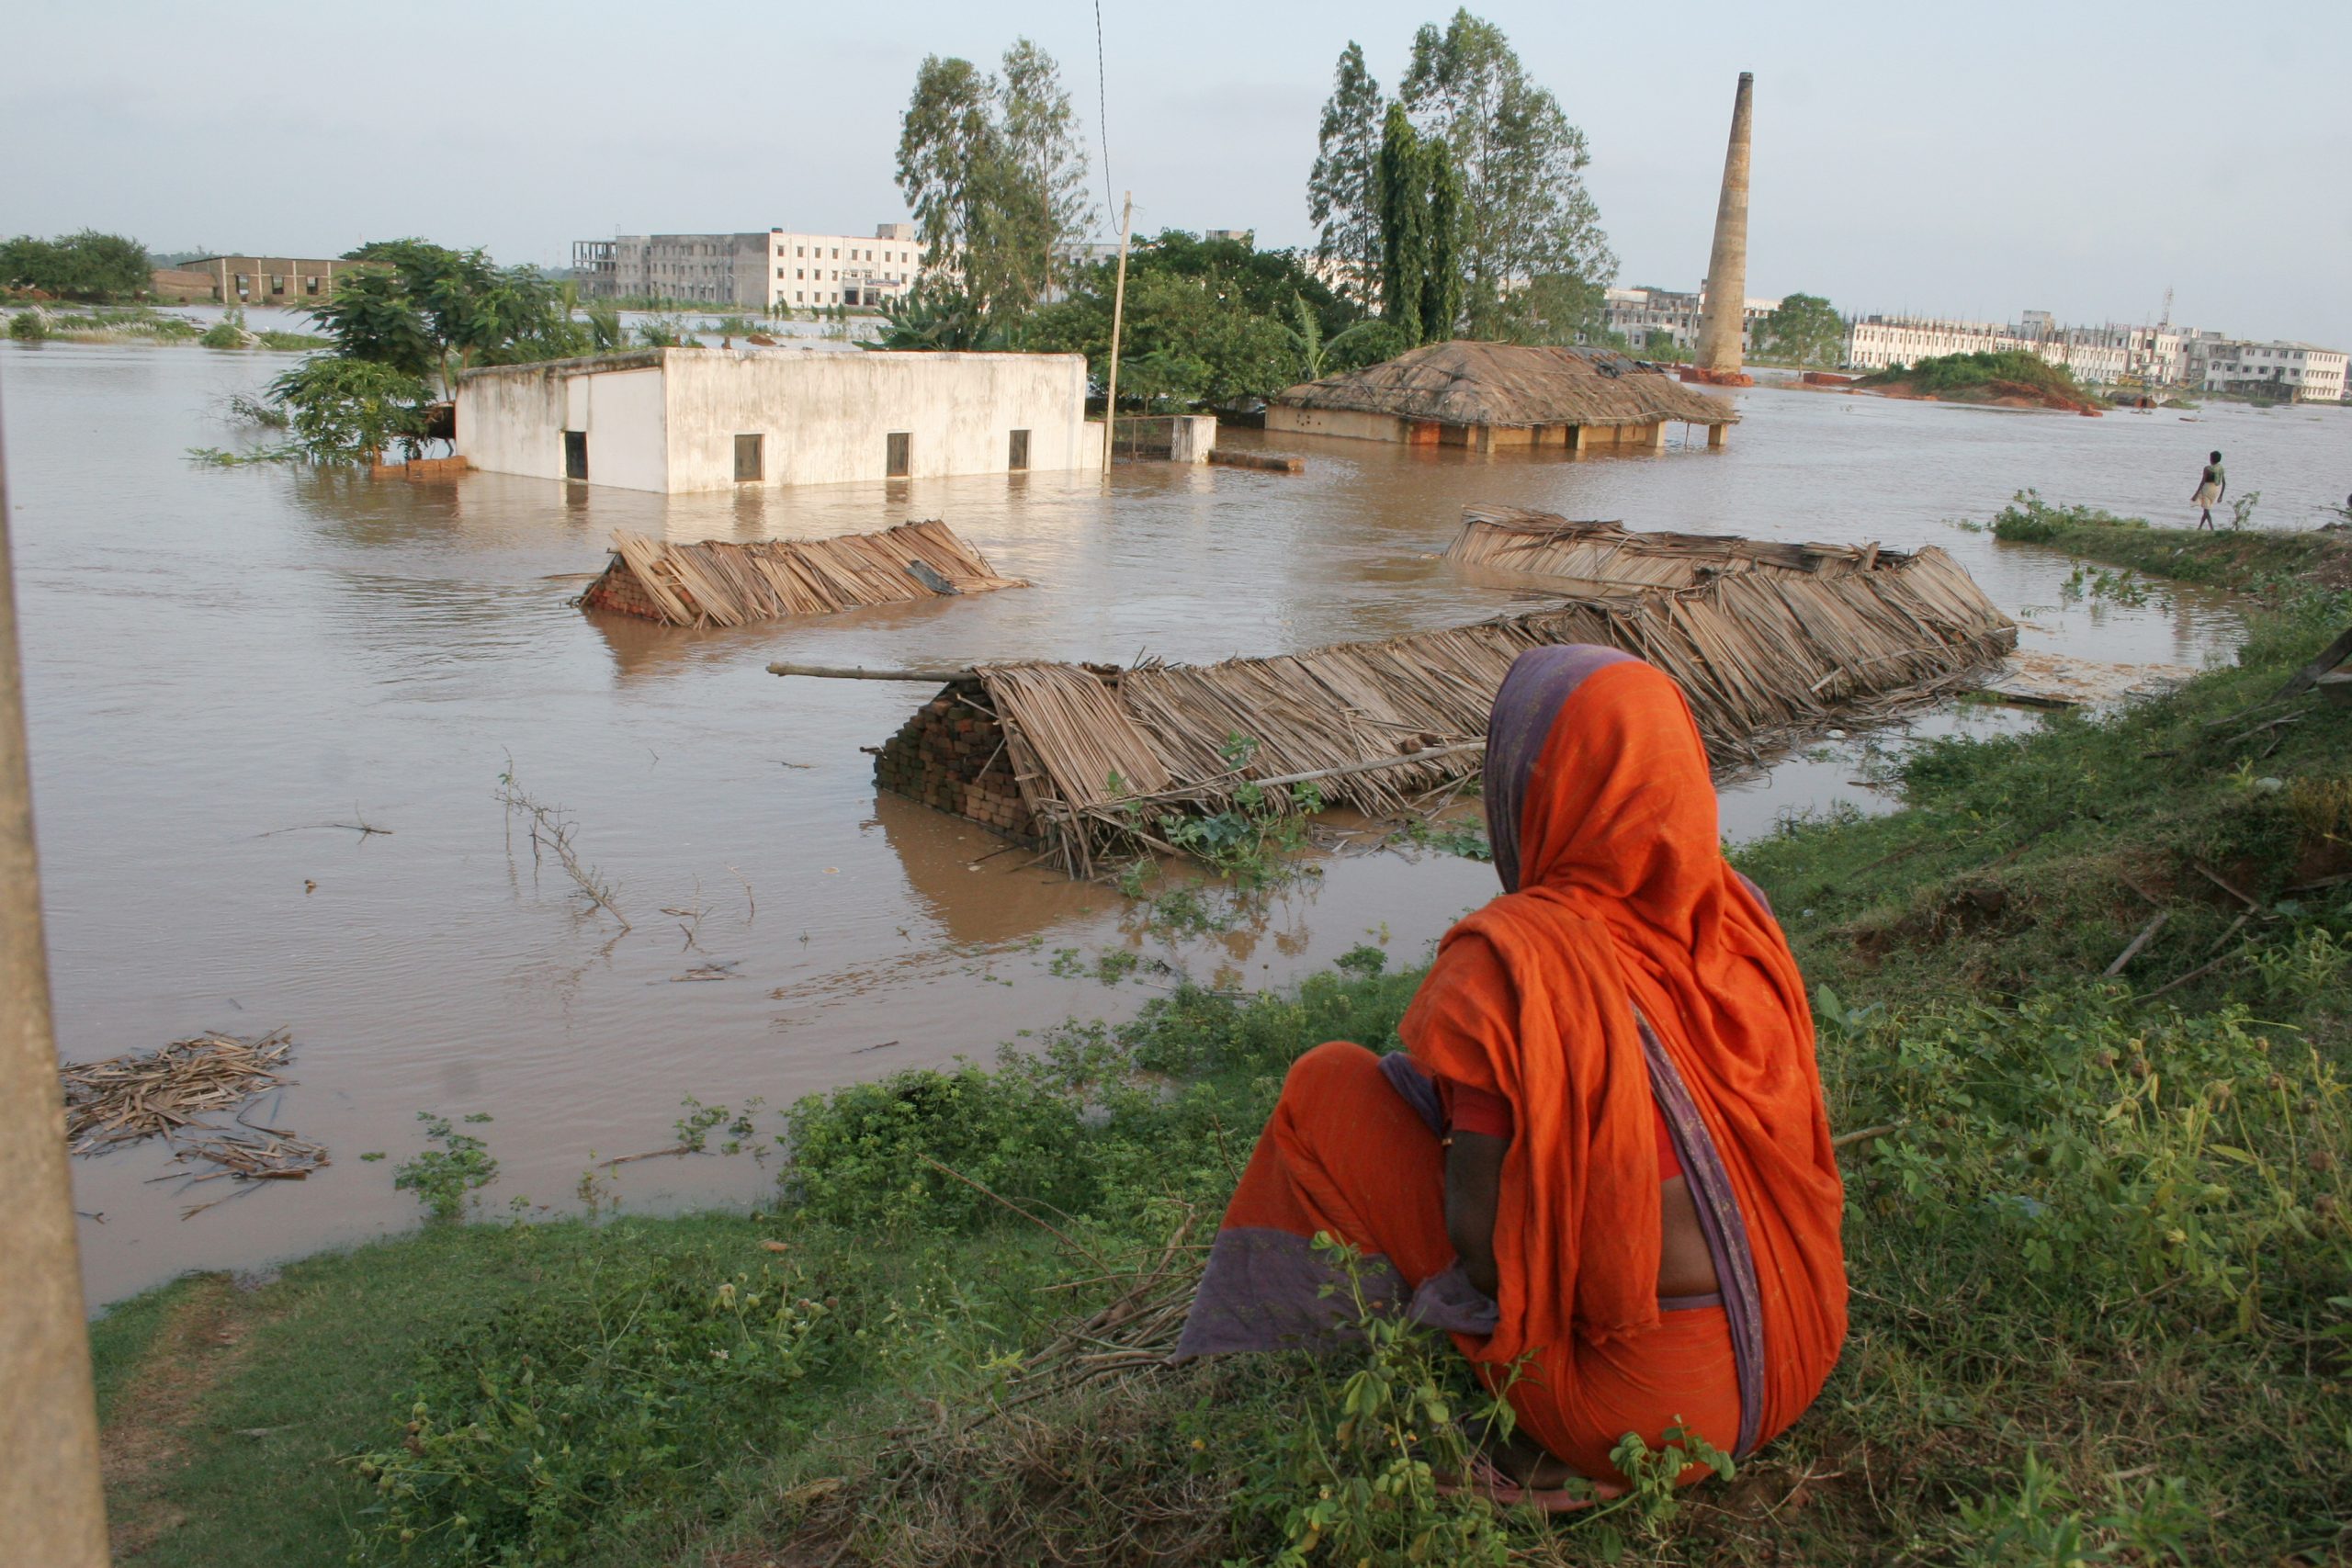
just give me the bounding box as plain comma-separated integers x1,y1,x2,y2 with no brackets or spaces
454,346,1101,493
1269,341,1736,453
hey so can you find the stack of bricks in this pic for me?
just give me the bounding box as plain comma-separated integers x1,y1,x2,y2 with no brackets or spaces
873,688,1038,843
577,558,668,621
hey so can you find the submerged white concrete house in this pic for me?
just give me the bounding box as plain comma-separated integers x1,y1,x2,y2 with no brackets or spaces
454,347,1100,493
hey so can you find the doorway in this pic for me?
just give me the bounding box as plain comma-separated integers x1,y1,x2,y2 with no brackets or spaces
563,431,588,481
885,432,910,478
1007,429,1030,472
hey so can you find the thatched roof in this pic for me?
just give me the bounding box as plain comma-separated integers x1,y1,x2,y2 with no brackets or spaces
839,512,2014,872
1446,507,1894,591
581,521,1026,627
1275,342,1736,429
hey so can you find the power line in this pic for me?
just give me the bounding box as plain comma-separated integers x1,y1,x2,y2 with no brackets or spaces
1094,0,1114,233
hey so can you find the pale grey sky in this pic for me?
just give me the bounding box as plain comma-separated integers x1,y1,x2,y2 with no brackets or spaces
7,0,2348,345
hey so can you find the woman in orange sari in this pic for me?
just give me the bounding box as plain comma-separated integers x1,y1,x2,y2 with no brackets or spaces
1175,646,1848,1505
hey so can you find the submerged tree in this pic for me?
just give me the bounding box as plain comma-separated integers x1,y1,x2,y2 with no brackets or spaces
1306,42,1385,314
305,240,578,396
1399,10,1615,334
895,39,1093,333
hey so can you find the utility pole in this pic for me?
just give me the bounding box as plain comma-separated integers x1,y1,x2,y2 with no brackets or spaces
1102,191,1134,471
0,380,112,1562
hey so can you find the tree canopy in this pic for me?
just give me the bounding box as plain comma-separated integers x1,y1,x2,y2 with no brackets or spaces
1758,292,1846,367
306,240,579,394
1397,10,1614,336
1306,42,1385,314
1,230,153,301
1022,231,1379,409
896,39,1093,330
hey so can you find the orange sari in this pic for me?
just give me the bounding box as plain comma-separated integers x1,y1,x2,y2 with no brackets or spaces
1177,646,1848,1483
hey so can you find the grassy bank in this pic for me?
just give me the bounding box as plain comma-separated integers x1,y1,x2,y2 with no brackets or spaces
1986,491,2352,593
89,542,2352,1565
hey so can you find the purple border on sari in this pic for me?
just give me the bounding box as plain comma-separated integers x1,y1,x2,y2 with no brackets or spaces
1636,1009,1767,1459
1484,646,1638,895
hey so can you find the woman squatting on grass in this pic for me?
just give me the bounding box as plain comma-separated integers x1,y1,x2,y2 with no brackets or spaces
1176,646,1849,1508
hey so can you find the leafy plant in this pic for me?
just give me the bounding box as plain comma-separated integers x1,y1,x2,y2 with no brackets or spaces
348,1246,833,1565
1256,1235,1515,1567
393,1112,500,1223
198,307,252,349
266,355,431,464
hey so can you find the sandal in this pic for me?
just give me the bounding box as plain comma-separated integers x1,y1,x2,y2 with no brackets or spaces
1432,1448,1623,1515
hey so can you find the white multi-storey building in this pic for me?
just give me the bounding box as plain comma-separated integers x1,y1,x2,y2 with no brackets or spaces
1603,285,1780,355
2188,340,2347,402
1845,312,2198,385
572,224,933,310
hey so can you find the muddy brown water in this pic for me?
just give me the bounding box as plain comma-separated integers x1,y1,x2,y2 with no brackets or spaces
7,341,2341,1306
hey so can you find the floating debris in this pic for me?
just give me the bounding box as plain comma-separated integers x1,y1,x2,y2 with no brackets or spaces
62,1029,327,1194
581,520,1026,626
1977,651,2199,709
62,1029,295,1153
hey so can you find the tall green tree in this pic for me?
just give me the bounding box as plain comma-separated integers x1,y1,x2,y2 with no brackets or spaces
1376,104,1427,345
1400,10,1615,334
0,230,152,301
1420,138,1464,342
1758,292,1846,366
896,40,1091,331
1306,42,1385,314
999,39,1095,306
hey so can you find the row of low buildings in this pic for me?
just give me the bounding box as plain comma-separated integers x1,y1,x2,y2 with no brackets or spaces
1844,310,2346,401
1608,284,2346,401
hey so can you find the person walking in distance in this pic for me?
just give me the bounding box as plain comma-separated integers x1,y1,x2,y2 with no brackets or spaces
2191,450,2226,530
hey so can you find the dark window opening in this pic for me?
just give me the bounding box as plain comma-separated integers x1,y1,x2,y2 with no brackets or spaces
885,431,910,478
563,431,589,481
1008,429,1030,471
734,433,764,482
269,275,286,296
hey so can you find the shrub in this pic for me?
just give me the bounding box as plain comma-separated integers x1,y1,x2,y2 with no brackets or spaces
349,1243,834,1565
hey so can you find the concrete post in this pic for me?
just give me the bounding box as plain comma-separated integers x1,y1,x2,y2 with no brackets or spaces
0,379,112,1560
1695,73,1754,376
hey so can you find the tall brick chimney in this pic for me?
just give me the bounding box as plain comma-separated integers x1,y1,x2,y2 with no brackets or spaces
1695,73,1755,376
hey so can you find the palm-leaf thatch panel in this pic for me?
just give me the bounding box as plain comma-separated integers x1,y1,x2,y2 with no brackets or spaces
1275,342,1735,430
581,521,1026,627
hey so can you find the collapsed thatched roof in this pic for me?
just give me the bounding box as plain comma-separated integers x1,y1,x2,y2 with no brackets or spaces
1446,507,1895,591
581,521,1026,627
1275,342,1736,429
909,512,2013,872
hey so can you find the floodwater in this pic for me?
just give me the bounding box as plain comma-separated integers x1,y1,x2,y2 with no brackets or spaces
6,339,2342,1306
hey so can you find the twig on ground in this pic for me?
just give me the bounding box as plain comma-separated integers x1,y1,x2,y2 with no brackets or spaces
2102,910,2172,977
2137,943,2252,1003
2191,862,2262,910
912,1153,1110,1272
1832,1124,1897,1152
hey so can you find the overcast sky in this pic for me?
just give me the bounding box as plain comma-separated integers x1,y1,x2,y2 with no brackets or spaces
7,0,2347,345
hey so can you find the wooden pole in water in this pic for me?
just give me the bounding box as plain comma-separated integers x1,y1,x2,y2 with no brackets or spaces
1102,191,1134,471
0,374,112,1562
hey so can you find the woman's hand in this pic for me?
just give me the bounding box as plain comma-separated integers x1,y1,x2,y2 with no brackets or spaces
1444,1130,1509,1301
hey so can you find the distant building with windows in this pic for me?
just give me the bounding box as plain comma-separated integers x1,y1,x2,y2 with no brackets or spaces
571,225,933,310
150,255,346,306
1602,285,1781,355
2188,340,2348,401
1843,312,2199,386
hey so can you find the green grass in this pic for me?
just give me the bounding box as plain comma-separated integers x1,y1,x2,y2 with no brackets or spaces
1986,490,2352,592
88,577,2352,1565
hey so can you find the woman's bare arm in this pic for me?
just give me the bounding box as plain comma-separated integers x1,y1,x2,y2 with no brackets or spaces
1444,1130,1509,1299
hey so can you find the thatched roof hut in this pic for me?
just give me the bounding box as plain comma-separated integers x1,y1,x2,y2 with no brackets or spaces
580,521,1026,627
1270,342,1737,452
786,511,2016,872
